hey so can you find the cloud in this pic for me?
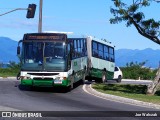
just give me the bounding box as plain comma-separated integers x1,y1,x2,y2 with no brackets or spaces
19,21,37,26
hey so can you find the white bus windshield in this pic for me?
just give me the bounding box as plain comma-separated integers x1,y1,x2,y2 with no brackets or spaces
21,41,66,71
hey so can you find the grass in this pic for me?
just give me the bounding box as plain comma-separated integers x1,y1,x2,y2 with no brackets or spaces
0,68,19,77
92,83,160,105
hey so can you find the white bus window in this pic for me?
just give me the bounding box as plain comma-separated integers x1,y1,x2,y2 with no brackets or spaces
77,40,81,57
104,45,109,53
93,41,97,49
84,40,87,56
92,41,98,57
104,52,109,60
98,43,103,59
109,47,114,55
81,39,85,56
74,40,77,49
109,47,115,62
104,46,109,60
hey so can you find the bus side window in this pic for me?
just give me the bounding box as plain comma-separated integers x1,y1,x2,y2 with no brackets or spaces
67,44,71,55
70,40,73,60
67,44,71,70
109,47,115,62
81,39,84,57
104,45,109,61
77,39,81,57
98,43,104,59
84,39,87,56
73,40,78,59
92,41,98,57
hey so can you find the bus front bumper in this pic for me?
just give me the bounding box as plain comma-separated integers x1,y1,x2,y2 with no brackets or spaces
21,79,70,87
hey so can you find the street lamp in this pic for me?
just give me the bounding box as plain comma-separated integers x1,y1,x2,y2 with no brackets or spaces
38,0,43,33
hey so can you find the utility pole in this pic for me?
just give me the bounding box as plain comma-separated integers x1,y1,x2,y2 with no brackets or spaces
38,0,43,33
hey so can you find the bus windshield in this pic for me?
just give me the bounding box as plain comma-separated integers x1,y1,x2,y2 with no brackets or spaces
21,41,66,71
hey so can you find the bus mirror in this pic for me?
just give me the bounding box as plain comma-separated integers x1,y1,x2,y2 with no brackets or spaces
17,46,21,55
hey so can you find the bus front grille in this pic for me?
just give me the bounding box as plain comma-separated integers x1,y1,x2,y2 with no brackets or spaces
33,77,53,80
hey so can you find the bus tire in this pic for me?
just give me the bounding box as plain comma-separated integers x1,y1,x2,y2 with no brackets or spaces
17,72,20,80
102,71,107,83
70,73,74,89
82,67,87,84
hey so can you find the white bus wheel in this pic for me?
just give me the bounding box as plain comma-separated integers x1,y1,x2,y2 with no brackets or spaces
70,75,74,89
82,69,86,84
102,72,106,83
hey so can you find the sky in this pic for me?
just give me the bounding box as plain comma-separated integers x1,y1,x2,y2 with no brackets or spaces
0,0,160,50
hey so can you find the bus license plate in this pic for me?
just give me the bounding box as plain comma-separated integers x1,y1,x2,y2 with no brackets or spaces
54,80,62,84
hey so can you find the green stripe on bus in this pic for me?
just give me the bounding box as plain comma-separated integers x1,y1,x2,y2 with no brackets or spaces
90,68,114,79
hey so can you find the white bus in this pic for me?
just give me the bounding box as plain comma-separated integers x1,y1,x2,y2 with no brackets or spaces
86,36,115,82
17,33,88,90
17,33,115,91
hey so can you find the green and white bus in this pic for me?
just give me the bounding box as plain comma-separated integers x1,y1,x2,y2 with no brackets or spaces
17,33,88,89
17,33,115,90
86,36,115,83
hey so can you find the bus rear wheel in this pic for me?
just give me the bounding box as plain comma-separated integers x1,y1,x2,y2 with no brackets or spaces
102,71,107,83
70,73,75,89
82,68,87,84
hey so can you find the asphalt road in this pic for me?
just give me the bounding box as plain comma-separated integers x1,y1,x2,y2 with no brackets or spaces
0,79,159,120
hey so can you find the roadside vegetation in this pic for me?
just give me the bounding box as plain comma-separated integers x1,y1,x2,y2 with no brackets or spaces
92,61,160,104
93,84,160,105
121,61,157,80
0,61,20,77
110,0,160,95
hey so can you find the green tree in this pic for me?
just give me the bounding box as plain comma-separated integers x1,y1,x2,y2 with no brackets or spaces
110,0,160,95
110,0,160,44
8,61,20,70
121,61,156,80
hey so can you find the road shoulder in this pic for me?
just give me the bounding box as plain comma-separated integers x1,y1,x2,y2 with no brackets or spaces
83,84,160,110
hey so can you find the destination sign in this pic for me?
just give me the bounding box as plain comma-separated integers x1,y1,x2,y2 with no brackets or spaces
24,33,67,41
28,35,61,40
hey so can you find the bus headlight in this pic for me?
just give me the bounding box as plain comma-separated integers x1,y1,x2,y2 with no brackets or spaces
55,77,66,80
22,74,31,80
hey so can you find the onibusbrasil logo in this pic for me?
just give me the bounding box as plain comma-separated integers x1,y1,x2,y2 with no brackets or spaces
1,112,42,118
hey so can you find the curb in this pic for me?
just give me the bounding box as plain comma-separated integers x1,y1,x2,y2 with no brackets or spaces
83,84,160,110
122,79,152,82
0,77,16,79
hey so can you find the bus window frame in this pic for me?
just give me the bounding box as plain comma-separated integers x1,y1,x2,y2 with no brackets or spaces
68,38,87,60
92,40,115,62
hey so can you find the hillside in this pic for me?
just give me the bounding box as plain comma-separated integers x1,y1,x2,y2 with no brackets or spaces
0,37,18,63
0,37,160,68
115,48,160,68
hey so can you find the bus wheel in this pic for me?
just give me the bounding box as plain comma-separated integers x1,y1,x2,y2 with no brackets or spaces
82,69,86,84
70,74,74,89
102,71,107,83
17,72,20,80
82,74,85,84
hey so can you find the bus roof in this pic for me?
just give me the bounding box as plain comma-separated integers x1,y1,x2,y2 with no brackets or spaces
43,31,74,35
87,36,115,47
